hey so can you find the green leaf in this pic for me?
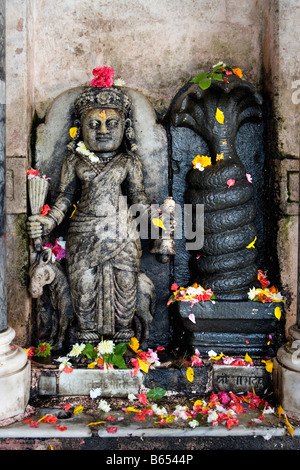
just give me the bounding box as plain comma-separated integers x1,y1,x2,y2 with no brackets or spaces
211,72,224,81
114,342,128,356
191,72,208,84
198,78,212,90
146,387,167,400
111,354,127,369
82,343,97,359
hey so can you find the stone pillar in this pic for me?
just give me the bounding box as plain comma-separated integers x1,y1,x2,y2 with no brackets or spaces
0,0,31,421
273,157,300,417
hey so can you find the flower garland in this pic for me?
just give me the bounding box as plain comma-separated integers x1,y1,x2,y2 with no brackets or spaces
76,141,100,163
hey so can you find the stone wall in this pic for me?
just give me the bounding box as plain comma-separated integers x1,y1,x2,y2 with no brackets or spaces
4,0,299,346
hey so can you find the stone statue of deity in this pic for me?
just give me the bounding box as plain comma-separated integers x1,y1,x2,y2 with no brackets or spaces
27,80,170,347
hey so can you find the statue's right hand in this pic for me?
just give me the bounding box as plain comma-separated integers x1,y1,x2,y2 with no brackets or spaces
26,215,56,238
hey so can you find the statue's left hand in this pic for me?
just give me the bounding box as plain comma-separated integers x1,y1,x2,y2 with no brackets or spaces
27,215,56,238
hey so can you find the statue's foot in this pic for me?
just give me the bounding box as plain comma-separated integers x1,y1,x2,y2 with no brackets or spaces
76,330,100,344
113,328,135,343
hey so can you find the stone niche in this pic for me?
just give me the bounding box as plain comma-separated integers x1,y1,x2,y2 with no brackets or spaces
29,75,284,360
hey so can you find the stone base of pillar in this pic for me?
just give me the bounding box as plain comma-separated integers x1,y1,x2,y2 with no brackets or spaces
0,327,31,421
273,324,300,417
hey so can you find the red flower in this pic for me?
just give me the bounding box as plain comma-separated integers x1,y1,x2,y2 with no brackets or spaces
137,393,148,405
39,204,51,217
63,366,74,374
27,168,39,178
106,426,118,434
134,413,146,421
43,415,58,424
130,357,140,376
30,421,39,428
26,346,35,357
63,404,71,411
90,67,114,88
226,417,239,430
56,425,67,432
171,283,179,291
106,416,117,421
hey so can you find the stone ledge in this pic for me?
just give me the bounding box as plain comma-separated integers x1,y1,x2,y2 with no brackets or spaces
32,361,273,397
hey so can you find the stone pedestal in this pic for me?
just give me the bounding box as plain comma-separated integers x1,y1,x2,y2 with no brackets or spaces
174,300,282,356
273,324,300,416
0,327,31,420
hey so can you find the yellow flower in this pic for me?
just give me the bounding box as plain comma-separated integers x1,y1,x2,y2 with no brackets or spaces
192,155,212,169
129,337,140,352
87,361,96,369
216,153,224,161
73,405,84,414
69,127,78,139
138,358,149,373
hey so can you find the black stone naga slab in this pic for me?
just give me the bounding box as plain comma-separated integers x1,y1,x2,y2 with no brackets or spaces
169,76,264,301
173,301,282,356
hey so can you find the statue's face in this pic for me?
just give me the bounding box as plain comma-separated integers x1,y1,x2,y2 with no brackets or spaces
81,108,124,154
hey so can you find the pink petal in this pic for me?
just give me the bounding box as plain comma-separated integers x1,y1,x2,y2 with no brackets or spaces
189,313,196,324
227,179,235,187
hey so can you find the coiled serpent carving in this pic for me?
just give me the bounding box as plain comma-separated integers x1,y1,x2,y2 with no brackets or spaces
171,77,263,300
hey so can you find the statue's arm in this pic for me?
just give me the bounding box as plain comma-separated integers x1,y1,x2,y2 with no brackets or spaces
27,154,78,238
125,153,151,210
47,154,78,228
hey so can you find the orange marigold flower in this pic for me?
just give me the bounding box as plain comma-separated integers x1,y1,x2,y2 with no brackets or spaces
233,68,243,78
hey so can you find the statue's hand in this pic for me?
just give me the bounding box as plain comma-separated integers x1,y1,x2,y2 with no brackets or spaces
27,215,56,238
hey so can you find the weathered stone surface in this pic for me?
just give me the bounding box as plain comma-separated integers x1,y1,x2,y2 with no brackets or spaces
144,366,209,396
174,301,282,356
57,369,143,397
213,364,272,393
6,157,27,214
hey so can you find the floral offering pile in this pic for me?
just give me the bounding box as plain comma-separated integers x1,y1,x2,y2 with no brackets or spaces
43,237,66,262
167,283,215,307
28,337,165,377
248,269,284,303
191,61,243,90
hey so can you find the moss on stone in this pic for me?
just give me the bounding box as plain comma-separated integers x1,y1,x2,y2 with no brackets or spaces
15,214,29,288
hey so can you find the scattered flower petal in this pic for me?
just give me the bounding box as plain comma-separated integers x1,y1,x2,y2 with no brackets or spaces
246,236,257,249
186,367,194,383
215,108,225,124
274,306,282,320
189,313,196,324
226,179,235,187
106,426,118,434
